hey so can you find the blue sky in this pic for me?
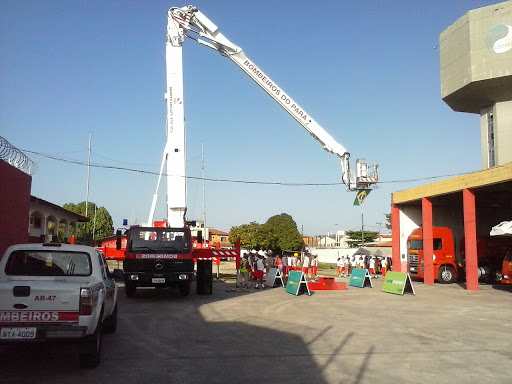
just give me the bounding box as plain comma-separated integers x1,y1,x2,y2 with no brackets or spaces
1,0,499,236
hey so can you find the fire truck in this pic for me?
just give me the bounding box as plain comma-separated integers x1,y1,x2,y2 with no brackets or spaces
407,227,512,284
118,5,379,297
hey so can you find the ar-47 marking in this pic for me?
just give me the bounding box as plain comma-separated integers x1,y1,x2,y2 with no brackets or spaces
34,295,56,301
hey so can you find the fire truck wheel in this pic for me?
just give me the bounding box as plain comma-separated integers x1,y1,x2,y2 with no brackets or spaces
125,282,136,297
491,270,503,283
438,265,456,284
179,281,191,296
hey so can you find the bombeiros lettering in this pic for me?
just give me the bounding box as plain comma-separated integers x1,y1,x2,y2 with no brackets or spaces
0,311,59,322
243,60,308,121
141,254,178,259
243,60,280,95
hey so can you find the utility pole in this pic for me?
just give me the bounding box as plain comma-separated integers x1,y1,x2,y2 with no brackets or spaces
201,142,206,229
361,213,365,246
376,222,382,242
85,133,92,217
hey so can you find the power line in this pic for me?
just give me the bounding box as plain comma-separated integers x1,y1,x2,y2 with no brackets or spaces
21,148,473,187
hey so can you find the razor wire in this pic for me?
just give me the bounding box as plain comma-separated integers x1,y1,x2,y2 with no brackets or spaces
0,136,37,175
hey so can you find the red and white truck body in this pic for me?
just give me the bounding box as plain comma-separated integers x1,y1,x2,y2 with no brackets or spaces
407,227,512,284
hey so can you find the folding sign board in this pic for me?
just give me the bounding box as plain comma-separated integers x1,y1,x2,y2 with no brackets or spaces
381,272,416,296
266,267,284,288
349,268,373,288
285,271,311,296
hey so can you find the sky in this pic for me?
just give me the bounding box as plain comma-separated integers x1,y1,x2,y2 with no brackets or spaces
0,0,502,236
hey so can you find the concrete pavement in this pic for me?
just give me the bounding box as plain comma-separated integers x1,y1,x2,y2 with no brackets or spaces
1,276,511,383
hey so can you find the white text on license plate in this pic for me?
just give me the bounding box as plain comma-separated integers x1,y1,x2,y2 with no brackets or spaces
152,278,165,283
1,327,37,340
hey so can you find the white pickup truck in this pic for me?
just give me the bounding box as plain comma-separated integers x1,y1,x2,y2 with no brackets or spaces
0,242,122,368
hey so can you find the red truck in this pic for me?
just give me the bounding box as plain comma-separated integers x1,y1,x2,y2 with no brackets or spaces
118,224,240,297
119,225,199,297
407,227,512,284
501,248,512,284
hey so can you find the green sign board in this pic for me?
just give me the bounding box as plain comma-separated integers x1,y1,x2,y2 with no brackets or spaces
381,272,415,296
285,271,311,296
266,267,284,288
349,268,373,288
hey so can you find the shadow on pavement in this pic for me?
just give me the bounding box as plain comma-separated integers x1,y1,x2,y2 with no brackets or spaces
0,280,373,384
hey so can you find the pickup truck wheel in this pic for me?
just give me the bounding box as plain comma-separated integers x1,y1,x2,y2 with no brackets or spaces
103,303,118,333
125,282,136,297
179,281,191,296
438,265,456,284
79,321,103,368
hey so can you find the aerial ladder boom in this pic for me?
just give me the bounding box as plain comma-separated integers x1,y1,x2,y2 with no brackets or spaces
151,5,379,227
168,5,379,194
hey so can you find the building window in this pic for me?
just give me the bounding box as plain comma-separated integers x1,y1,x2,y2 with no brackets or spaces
487,110,495,167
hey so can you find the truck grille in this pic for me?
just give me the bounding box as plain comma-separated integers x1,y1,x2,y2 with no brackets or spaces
123,259,194,274
408,253,419,274
408,253,418,267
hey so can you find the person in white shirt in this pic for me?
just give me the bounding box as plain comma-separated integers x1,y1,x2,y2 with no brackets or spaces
291,254,298,271
282,254,289,276
338,257,345,277
302,253,310,280
369,257,376,274
381,257,388,276
310,255,318,281
255,254,266,289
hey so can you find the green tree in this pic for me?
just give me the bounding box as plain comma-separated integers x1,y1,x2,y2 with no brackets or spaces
228,222,261,250
228,213,303,253
345,230,379,248
264,213,303,253
385,213,391,230
63,202,113,245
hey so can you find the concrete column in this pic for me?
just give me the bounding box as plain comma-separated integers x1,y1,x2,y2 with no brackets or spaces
463,188,478,291
422,198,434,285
391,204,402,272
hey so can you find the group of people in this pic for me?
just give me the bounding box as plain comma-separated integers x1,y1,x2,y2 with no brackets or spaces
237,250,319,289
336,255,390,278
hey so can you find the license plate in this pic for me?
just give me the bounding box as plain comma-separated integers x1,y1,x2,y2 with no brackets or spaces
1,327,37,340
152,278,165,283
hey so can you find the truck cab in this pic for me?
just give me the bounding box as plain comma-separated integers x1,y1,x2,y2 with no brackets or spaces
121,226,195,297
407,227,458,284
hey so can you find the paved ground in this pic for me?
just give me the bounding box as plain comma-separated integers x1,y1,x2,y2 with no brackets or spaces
1,270,511,384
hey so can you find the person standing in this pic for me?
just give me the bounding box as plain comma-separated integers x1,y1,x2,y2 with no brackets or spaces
336,257,342,276
291,253,299,272
255,253,266,289
248,250,258,287
348,256,355,276
282,253,289,276
237,254,250,289
302,253,310,280
310,255,318,281
275,255,282,273
369,256,376,275
381,257,388,276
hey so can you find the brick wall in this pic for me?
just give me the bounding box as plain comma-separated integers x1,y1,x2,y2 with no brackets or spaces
0,160,31,257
